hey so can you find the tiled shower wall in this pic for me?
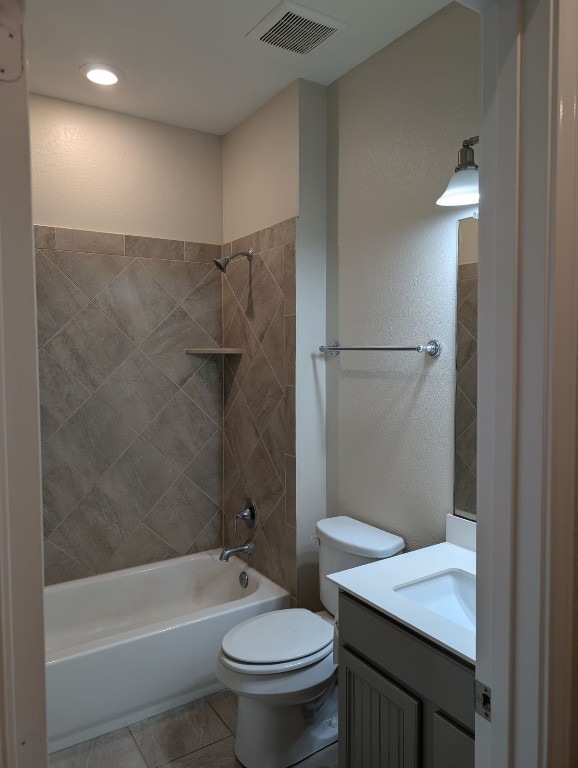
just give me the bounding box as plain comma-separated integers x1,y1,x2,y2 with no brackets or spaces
35,225,226,585
221,219,297,603
454,262,477,516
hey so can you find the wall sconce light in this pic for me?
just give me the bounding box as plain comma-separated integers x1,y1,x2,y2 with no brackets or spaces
436,136,479,206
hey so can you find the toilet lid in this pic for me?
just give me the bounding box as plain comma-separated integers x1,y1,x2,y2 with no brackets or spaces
221,609,333,664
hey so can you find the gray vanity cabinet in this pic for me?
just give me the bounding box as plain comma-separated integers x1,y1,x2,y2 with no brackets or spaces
338,592,475,768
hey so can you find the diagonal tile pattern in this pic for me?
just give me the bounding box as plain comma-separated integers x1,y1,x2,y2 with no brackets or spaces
182,357,223,424
44,249,134,300
44,303,136,391
222,219,296,597
35,250,89,346
138,259,212,303
48,396,137,482
49,726,148,768
96,349,178,433
183,430,223,506
182,270,222,345
454,262,478,516
128,698,229,767
103,525,178,573
141,306,215,386
145,474,219,555
36,226,224,584
48,690,338,768
41,444,93,538
49,487,138,574
36,220,296,591
142,391,218,471
38,348,91,440
94,260,177,345
43,539,92,587
240,346,284,434
239,255,283,343
98,438,180,520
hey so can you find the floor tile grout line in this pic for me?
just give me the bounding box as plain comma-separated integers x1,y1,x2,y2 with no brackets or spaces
206,700,235,737
126,725,153,768
156,734,235,768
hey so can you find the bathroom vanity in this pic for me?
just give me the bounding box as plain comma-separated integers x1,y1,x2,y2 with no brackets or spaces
338,593,474,767
329,538,476,768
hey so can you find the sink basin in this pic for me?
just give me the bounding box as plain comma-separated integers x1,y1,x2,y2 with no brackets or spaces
394,569,475,631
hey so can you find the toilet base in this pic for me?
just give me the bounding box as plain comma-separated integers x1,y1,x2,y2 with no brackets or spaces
234,675,338,768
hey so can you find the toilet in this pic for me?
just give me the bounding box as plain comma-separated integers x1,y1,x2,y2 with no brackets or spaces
215,515,405,768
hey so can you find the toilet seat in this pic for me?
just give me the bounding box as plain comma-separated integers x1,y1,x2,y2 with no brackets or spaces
220,609,334,675
219,641,334,675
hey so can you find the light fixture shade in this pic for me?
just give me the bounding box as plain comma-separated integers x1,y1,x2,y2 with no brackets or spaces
436,168,479,207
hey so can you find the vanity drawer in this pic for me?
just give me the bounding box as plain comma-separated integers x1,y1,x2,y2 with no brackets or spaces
339,592,475,731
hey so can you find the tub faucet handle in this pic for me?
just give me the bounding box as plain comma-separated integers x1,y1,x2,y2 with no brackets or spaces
234,497,258,531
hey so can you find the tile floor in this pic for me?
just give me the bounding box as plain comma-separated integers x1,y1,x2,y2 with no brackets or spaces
48,690,338,768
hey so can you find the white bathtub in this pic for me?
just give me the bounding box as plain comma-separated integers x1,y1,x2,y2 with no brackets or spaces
45,550,289,752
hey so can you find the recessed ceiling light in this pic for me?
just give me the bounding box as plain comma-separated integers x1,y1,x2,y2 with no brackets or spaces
80,63,122,86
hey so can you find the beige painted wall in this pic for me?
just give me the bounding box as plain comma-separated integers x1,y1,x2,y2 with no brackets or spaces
222,82,299,243
295,81,327,609
326,3,480,550
29,94,223,243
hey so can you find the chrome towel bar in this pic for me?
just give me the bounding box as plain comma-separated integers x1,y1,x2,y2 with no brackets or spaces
319,340,442,358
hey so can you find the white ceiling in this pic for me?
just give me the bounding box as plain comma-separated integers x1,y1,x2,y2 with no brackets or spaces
26,0,450,135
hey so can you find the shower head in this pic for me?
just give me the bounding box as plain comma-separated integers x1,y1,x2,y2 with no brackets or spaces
213,249,253,273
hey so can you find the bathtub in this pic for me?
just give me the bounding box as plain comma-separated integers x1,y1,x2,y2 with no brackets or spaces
45,550,289,753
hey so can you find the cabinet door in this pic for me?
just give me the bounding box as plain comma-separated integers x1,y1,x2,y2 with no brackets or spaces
339,647,419,768
432,712,474,768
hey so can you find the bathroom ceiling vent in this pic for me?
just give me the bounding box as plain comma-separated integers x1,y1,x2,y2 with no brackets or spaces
246,1,346,55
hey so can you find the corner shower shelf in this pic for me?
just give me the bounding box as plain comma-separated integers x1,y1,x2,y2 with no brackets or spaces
185,348,243,355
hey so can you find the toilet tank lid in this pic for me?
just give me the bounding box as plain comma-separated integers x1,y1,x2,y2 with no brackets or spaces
316,516,405,558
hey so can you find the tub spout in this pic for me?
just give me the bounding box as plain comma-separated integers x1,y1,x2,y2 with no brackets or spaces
219,540,254,562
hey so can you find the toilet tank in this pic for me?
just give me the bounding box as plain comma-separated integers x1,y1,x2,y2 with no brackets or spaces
316,516,405,615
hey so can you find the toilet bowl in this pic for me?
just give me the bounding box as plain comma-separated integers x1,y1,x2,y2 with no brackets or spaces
215,516,405,768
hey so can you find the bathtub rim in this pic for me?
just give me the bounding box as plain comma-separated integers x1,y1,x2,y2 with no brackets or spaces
44,548,250,595
45,550,288,662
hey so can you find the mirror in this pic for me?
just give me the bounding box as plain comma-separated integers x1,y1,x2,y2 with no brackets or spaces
454,217,478,518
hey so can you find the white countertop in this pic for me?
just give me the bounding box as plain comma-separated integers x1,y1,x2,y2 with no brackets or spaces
328,542,476,664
